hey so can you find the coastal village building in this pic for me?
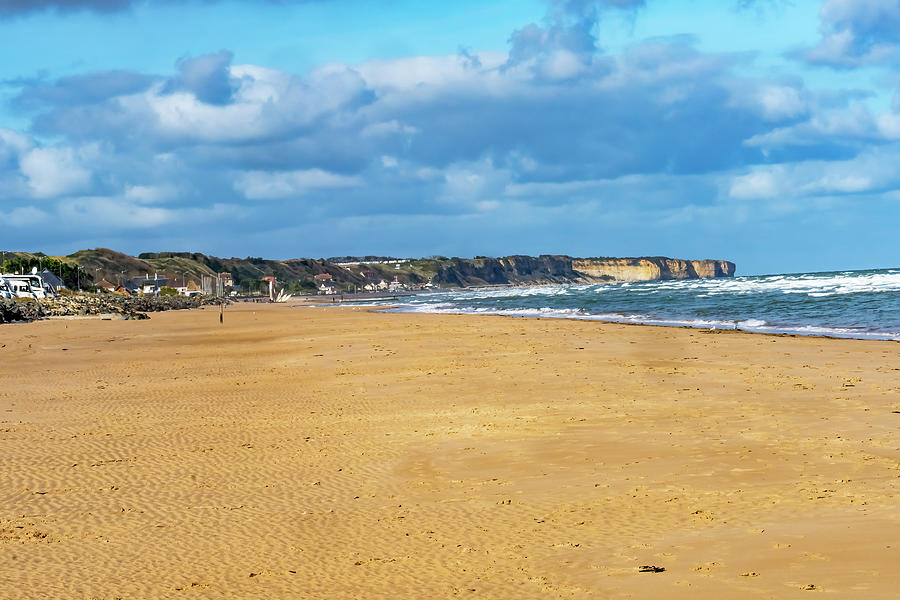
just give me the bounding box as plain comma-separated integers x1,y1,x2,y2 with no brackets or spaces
39,270,66,292
219,272,234,287
315,273,337,294
96,279,116,292
132,274,169,295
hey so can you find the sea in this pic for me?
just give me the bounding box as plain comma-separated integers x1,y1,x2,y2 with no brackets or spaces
385,268,900,341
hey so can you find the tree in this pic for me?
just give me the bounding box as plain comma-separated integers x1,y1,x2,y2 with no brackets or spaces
2,257,92,289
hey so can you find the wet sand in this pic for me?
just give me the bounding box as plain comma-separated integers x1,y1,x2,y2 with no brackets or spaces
1,303,898,598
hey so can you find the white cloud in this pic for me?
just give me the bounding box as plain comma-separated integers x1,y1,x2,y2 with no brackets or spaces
0,205,48,227
438,158,512,209
875,111,900,139
0,128,34,162
803,174,872,194
356,53,505,92
744,103,877,149
361,120,419,138
19,145,93,198
59,196,173,228
727,146,900,203
802,0,900,67
234,169,363,199
57,196,242,229
123,184,177,204
540,49,586,80
145,88,271,143
504,179,602,198
729,170,779,199
757,85,807,121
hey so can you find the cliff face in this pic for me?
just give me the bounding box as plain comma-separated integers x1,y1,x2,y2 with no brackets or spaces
433,256,735,287
434,255,580,287
690,259,736,278
571,257,736,282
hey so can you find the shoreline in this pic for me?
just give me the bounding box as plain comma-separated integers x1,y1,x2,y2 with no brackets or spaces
7,294,900,343
303,301,900,343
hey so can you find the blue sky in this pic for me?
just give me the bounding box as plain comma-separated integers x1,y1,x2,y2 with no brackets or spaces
3,0,900,274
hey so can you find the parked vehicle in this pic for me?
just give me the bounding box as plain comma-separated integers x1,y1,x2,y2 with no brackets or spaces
0,277,14,299
4,277,38,299
2,273,57,299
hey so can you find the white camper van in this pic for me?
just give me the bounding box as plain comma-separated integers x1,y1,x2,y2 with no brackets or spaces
3,270,56,299
4,276,39,299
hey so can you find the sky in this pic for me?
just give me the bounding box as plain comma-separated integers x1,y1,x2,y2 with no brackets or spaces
2,0,900,274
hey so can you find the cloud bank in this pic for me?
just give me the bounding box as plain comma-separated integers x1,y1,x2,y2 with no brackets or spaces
2,0,900,273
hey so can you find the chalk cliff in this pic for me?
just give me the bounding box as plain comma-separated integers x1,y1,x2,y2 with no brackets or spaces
432,256,735,287
571,257,736,282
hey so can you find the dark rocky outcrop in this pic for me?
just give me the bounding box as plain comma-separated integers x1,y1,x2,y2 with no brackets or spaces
435,255,585,287
1,294,221,324
1,299,46,323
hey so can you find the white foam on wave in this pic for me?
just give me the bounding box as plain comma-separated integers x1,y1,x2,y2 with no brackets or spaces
386,304,900,341
394,268,900,341
737,318,767,328
406,269,900,304
670,269,900,297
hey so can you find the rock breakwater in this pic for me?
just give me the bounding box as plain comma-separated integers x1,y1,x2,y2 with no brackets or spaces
1,294,221,324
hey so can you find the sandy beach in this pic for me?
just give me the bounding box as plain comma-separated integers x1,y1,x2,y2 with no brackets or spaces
1,303,898,598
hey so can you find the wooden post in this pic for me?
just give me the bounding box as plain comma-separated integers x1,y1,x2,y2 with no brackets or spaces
219,301,224,324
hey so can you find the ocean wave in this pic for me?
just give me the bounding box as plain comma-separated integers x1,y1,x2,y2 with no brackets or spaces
388,267,900,341
386,303,900,340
